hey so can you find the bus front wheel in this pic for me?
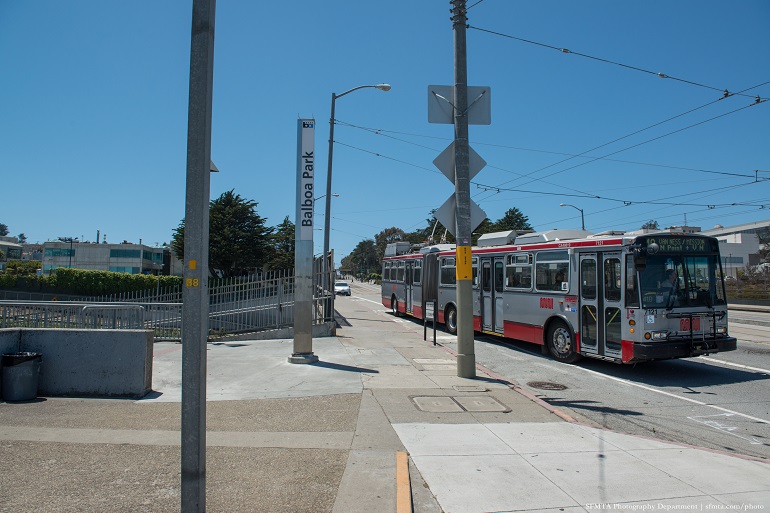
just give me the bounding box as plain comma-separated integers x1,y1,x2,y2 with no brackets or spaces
547,321,581,364
391,296,400,317
445,305,457,335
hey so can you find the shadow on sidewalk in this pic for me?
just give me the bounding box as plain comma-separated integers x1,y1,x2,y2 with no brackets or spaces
309,361,379,374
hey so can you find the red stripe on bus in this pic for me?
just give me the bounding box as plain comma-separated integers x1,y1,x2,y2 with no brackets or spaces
438,310,445,324
382,297,391,309
503,321,543,345
472,238,625,254
413,305,423,319
473,315,481,331
621,339,634,363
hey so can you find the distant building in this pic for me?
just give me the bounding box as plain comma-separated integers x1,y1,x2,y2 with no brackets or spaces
699,220,770,277
0,239,23,272
41,241,169,275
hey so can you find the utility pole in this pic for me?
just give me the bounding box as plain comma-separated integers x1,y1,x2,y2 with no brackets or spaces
451,0,476,378
181,0,216,511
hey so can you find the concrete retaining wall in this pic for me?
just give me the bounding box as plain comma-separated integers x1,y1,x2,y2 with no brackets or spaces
209,321,336,342
0,329,152,398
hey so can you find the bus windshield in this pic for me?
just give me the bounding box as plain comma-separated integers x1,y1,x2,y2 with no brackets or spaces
638,254,725,309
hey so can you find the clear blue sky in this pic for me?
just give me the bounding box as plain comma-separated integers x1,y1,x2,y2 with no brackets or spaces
2,1,768,265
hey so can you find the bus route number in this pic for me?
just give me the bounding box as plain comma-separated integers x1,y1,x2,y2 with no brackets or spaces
539,297,554,309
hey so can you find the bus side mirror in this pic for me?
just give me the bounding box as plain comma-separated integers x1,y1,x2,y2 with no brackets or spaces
633,243,658,272
634,249,646,271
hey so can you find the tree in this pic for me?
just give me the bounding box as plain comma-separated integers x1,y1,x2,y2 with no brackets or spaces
492,207,532,232
0,223,8,237
17,233,27,244
374,227,406,262
342,239,378,278
170,190,273,277
264,216,295,271
641,220,660,230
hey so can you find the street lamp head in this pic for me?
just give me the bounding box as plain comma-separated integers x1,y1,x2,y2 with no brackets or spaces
375,84,391,92
559,203,567,207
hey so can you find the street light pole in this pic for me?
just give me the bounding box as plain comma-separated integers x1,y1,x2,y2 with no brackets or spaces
323,83,390,320
559,203,585,230
58,237,78,268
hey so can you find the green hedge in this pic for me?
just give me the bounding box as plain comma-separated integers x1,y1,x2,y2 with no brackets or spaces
52,268,182,296
0,260,52,290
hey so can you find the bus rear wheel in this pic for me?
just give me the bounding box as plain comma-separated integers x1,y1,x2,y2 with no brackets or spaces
445,305,457,335
547,321,581,364
391,296,400,317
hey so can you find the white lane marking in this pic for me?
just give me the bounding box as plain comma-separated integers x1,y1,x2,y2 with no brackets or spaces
352,296,385,307
571,364,770,425
696,356,770,375
688,414,764,445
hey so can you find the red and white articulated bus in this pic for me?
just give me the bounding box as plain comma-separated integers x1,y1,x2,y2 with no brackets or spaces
381,229,737,364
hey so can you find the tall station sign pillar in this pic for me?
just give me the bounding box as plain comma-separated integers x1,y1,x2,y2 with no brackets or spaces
290,118,319,364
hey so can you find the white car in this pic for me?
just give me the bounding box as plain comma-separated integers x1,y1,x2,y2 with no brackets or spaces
334,281,351,296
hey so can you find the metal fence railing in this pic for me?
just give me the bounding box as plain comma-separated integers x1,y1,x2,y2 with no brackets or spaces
0,262,335,341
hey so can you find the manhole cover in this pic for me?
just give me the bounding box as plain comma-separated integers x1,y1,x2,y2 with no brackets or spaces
527,381,568,391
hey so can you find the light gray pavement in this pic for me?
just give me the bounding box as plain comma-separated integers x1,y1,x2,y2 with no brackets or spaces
0,283,769,512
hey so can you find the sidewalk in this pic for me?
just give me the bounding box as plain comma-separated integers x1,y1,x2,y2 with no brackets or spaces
1,286,769,512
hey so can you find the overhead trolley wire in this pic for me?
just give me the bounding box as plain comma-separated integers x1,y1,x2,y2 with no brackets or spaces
472,95,767,205
335,119,760,180
467,25,770,101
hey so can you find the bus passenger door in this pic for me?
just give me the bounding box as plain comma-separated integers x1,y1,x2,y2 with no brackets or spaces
493,257,505,333
481,257,505,334
405,261,413,314
579,254,599,356
481,259,493,331
602,253,623,359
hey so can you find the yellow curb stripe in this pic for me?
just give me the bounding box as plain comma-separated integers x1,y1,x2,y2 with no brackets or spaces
396,451,412,513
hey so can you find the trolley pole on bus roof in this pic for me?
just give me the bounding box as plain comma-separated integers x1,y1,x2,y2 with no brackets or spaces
452,0,476,378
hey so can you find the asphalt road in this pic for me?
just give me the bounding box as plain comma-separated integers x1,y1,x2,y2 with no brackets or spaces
347,282,770,461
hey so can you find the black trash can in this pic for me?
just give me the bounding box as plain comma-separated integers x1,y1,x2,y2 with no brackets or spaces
2,352,42,402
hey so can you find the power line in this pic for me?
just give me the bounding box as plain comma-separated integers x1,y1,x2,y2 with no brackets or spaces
474,98,766,204
471,178,768,209
333,134,768,214
336,118,761,180
467,25,769,101
332,140,441,175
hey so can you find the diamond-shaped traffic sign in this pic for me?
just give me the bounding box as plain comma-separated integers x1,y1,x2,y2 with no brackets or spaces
433,194,487,239
433,142,487,184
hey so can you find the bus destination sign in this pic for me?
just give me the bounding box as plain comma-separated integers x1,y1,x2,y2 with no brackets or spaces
646,237,707,253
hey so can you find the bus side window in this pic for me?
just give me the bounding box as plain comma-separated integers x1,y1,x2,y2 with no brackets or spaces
506,253,532,289
535,251,569,292
472,257,479,288
440,258,456,286
414,260,422,285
